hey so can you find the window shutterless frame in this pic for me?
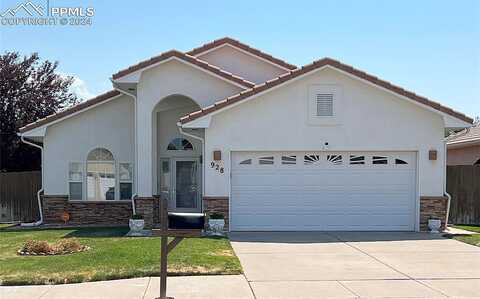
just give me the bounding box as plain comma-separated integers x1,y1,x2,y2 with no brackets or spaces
68,161,83,200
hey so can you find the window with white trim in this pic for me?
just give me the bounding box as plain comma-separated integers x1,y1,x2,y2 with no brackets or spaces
119,163,133,200
68,162,83,200
86,148,115,201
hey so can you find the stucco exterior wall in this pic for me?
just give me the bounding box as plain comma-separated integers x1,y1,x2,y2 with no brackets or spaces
447,144,480,165
43,95,134,195
136,59,243,196
204,67,446,198
197,45,289,84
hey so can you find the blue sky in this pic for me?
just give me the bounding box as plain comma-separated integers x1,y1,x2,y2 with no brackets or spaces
1,0,479,118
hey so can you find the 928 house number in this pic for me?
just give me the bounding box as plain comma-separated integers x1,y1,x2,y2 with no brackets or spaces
210,161,224,174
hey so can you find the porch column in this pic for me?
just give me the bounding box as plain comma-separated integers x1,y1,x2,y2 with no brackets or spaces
136,101,153,197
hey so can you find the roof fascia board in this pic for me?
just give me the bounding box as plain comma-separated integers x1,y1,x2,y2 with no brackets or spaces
185,65,471,127
20,94,123,135
20,126,47,138
112,56,249,89
181,115,212,128
447,137,480,146
195,43,293,72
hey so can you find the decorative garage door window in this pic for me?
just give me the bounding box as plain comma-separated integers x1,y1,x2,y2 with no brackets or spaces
236,152,410,167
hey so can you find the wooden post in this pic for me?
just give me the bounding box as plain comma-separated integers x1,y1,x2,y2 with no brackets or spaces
159,198,168,299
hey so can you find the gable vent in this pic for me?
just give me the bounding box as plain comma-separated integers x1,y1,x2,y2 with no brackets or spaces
316,94,334,116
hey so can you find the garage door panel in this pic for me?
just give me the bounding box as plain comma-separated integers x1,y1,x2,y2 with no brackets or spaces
231,151,416,231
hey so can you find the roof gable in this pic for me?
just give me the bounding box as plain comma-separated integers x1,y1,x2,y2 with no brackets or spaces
112,50,255,88
180,58,473,125
187,37,297,71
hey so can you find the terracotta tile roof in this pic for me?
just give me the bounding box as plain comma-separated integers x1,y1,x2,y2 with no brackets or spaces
447,123,480,144
180,57,473,125
111,50,255,88
187,37,297,71
19,90,121,133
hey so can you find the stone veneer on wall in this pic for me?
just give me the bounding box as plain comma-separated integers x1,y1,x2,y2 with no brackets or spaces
203,197,229,230
42,196,160,228
420,196,448,231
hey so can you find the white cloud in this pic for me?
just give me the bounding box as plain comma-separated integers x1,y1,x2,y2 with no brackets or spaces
59,73,96,101
68,75,95,101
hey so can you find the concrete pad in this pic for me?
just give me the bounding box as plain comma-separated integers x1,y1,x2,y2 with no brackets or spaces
44,277,149,299
0,285,52,299
250,281,356,299
369,252,480,279
144,275,254,299
237,252,407,281
346,238,480,253
342,279,447,298
420,279,480,298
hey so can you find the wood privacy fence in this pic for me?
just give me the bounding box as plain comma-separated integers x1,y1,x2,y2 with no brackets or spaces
0,171,41,223
447,166,480,225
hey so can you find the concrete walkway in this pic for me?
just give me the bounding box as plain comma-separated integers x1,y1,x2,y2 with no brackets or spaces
230,231,480,299
0,275,254,299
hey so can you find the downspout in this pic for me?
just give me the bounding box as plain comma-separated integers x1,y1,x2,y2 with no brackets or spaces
443,138,451,229
178,124,205,203
20,135,44,226
112,82,138,214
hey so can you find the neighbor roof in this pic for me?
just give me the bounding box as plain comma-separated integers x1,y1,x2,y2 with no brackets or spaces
447,123,480,145
187,37,297,71
111,50,255,88
180,57,473,125
19,90,121,133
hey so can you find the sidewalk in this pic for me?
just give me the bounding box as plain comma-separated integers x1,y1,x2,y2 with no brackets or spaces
0,275,254,299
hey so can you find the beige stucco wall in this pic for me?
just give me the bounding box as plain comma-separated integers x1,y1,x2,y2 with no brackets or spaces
197,44,289,84
204,67,446,198
447,144,480,165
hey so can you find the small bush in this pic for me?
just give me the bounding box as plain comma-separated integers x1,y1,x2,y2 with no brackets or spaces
18,239,89,256
131,214,144,220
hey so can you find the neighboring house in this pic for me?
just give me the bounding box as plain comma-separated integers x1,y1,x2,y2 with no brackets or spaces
447,123,480,165
19,37,473,231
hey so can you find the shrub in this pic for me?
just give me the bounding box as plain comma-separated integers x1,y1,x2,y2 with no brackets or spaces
18,239,89,256
209,212,224,220
131,214,144,220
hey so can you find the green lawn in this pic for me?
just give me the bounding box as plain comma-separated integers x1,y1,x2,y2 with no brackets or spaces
0,226,241,285
452,225,480,247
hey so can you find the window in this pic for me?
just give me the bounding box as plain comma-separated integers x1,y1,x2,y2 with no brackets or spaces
350,155,365,165
87,148,115,201
395,159,408,165
167,138,193,151
69,162,83,200
282,155,296,165
119,163,133,200
316,94,334,116
327,154,342,165
239,159,252,165
373,156,388,165
159,158,171,200
304,155,321,165
259,156,274,165
475,158,480,166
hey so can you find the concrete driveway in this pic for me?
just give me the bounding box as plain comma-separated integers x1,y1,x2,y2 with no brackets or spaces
230,231,480,299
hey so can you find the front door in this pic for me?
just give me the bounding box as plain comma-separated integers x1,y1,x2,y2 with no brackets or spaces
172,158,200,212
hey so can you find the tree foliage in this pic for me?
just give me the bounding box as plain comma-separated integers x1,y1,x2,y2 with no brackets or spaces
0,52,78,172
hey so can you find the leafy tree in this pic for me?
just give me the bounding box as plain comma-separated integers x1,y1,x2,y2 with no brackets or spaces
0,52,78,172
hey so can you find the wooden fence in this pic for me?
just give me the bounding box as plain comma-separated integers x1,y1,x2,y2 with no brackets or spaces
0,171,41,223
447,165,480,225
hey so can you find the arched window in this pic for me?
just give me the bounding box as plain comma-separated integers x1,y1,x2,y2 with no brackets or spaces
167,138,193,151
86,148,115,201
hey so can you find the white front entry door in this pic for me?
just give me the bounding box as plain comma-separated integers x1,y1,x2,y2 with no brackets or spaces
230,151,417,231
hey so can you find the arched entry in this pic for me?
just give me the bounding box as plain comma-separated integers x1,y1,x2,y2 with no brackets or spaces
152,94,203,212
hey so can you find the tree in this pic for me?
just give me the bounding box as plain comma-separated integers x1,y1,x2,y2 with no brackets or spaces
0,52,78,172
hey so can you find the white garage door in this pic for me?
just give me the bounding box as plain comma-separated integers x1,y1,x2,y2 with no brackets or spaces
231,151,417,231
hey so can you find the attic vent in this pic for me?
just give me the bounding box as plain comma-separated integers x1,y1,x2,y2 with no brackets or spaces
316,94,334,116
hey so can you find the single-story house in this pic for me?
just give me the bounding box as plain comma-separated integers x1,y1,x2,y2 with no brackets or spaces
447,123,480,166
19,37,473,231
